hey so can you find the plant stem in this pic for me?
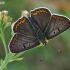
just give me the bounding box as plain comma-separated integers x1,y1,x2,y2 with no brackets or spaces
0,52,23,70
0,59,8,70
0,27,25,70
0,28,8,56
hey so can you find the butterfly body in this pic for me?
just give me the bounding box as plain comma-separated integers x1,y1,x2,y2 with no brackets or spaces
9,7,70,53
28,17,47,44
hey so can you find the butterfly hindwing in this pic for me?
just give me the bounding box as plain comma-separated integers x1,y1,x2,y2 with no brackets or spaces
46,15,70,39
9,34,40,53
31,8,51,33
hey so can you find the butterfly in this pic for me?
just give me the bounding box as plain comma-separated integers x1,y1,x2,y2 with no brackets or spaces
9,7,70,53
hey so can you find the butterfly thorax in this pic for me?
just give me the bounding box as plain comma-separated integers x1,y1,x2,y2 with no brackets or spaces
35,28,47,45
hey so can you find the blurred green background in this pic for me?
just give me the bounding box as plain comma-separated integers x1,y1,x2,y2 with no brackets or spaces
0,0,70,70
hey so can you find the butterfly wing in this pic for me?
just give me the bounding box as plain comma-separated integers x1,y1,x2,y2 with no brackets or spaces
9,34,40,53
13,16,35,37
9,17,40,53
31,8,51,33
46,15,70,39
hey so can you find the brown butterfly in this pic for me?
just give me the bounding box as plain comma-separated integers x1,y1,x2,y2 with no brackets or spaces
9,7,70,53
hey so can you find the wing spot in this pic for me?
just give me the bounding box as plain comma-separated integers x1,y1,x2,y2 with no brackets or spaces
54,31,56,34
28,44,30,46
23,45,26,48
58,28,60,31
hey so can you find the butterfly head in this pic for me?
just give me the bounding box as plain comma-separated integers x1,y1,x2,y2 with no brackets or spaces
42,39,49,46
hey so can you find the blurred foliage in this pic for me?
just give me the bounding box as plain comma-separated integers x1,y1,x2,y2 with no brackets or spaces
0,0,70,70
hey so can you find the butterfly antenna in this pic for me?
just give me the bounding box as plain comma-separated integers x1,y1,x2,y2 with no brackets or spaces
54,47,62,53
40,40,49,63
39,43,44,63
39,41,47,63
40,47,43,63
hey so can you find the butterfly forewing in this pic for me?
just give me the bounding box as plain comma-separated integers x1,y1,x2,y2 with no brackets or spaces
46,15,70,39
9,34,40,53
9,17,40,53
13,17,35,37
31,8,51,33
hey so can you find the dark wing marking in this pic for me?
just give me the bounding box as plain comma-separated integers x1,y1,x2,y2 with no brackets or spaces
31,8,51,33
46,15,70,39
9,34,40,53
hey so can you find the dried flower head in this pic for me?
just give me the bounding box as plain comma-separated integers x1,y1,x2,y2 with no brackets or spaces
0,10,12,30
21,10,29,17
